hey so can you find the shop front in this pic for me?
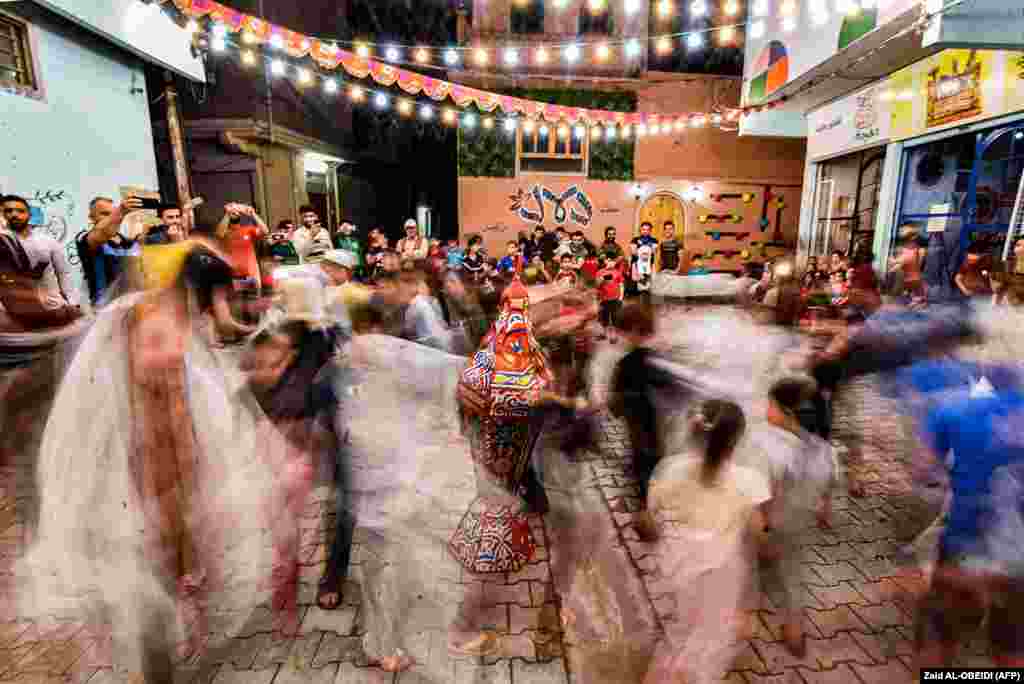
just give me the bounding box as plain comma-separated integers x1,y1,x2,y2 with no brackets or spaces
798,49,1024,296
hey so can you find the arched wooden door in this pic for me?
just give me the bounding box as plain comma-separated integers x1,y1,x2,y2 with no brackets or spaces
638,193,686,244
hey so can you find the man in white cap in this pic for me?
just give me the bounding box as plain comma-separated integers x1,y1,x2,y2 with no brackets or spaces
396,219,428,261
277,248,356,289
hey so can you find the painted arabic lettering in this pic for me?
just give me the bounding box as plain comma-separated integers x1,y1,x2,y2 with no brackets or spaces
509,185,593,227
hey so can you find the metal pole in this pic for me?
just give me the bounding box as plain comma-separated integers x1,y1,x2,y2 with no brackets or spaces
164,78,193,232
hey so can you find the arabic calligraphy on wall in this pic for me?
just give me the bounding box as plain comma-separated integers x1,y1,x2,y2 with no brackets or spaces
509,185,593,227
26,189,78,266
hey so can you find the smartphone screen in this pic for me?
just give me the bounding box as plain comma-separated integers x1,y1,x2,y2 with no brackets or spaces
136,197,163,210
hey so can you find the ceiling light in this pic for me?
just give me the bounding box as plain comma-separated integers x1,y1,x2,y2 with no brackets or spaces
385,46,401,62
444,48,459,65
415,47,429,64
420,104,434,119
687,32,703,49
374,93,388,108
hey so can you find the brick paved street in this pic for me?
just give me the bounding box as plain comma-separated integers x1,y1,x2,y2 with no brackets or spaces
0,310,990,683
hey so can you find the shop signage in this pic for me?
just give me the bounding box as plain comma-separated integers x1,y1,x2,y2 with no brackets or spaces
508,185,594,226
923,0,1024,52
807,49,1024,158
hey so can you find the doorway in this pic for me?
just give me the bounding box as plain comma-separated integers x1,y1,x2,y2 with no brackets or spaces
638,192,686,244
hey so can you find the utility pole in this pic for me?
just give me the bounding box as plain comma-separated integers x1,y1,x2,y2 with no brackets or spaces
163,72,193,232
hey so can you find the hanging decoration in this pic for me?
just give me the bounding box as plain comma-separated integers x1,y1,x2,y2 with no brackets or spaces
174,0,743,131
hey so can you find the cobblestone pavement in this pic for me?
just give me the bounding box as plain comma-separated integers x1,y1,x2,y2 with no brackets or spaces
0,308,991,683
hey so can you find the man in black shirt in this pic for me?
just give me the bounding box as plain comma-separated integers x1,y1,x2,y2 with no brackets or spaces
659,221,681,272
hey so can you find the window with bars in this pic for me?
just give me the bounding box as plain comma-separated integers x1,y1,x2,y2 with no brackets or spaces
0,12,36,90
510,0,545,34
516,125,588,175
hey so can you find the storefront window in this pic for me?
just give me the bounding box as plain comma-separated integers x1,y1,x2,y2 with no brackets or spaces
810,147,885,259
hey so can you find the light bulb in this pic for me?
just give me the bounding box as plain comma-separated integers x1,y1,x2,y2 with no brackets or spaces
398,99,412,115
606,127,617,141
625,39,641,58
657,37,672,54
504,48,519,66
241,50,256,65
504,118,517,133
270,34,284,50
535,46,550,64
463,113,476,128
375,93,388,108
444,49,459,65
523,119,535,133
243,31,257,44
323,78,338,94
564,44,581,63
300,38,311,51
674,119,686,131
782,16,796,31
621,125,632,138
558,125,569,139
421,104,434,119
691,0,707,17
539,124,550,137
658,0,673,17
211,36,226,52
483,117,494,130
296,68,311,85
415,47,429,64
636,124,647,137
574,124,586,139
753,0,768,16
724,0,740,15
350,85,364,101
624,0,641,13
687,32,703,49
474,47,489,65
720,26,736,43
750,20,766,38
443,109,456,124
212,23,228,38
591,126,602,140
356,44,370,58
270,59,285,76
596,43,611,61
386,46,400,62
186,19,199,34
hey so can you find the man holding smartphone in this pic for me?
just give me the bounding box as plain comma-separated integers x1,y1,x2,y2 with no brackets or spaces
216,203,269,290
77,195,146,305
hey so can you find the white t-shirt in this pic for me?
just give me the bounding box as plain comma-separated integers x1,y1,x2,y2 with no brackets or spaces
755,425,839,530
5,231,79,308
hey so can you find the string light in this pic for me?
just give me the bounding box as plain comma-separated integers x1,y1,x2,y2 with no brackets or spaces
241,50,256,65
212,36,226,52
270,59,285,76
750,20,766,38
535,46,550,64
398,99,412,115
270,34,284,50
444,48,459,65
296,67,312,85
186,19,199,33
212,24,228,38
463,113,476,128
323,78,338,94
420,104,434,119
719,25,736,43
691,0,708,17
474,47,489,66
504,118,518,133
625,39,642,58
483,117,494,130
574,124,586,139
564,44,581,64
724,0,740,15
385,46,401,62
596,43,611,62
243,31,257,44
350,85,364,101
591,126,602,140
443,108,457,124
687,32,703,49
374,93,388,109
624,0,641,13
523,119,535,133
504,48,519,66
356,44,370,58
415,47,429,64
656,36,672,54
539,124,550,137
657,0,673,17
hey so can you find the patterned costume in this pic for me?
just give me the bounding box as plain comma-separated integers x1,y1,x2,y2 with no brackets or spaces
449,277,553,573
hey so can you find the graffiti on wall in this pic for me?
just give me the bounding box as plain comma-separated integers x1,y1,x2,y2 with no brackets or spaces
509,185,593,227
26,189,79,266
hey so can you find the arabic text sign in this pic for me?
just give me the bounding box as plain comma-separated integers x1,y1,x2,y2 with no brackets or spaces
807,84,892,160
509,185,594,227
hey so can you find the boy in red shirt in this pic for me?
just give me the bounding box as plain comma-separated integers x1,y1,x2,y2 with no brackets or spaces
596,252,625,342
580,248,600,286
554,253,579,289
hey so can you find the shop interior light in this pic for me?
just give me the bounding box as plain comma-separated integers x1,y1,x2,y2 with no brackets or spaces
691,0,708,17
624,39,642,58
564,44,581,63
750,20,766,38
414,47,429,64
444,48,459,65
270,59,285,76
241,50,256,65
591,126,603,140
398,99,412,115
385,46,401,62
539,124,550,137
504,48,519,66
483,117,494,130
687,32,703,49
270,34,284,50
621,125,632,138
323,78,338,94
443,109,457,124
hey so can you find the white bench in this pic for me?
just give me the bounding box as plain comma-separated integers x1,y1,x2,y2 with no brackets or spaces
652,272,740,299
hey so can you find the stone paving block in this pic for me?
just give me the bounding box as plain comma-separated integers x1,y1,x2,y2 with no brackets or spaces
806,582,867,609
212,663,277,684
793,663,858,683
806,562,866,587
303,607,358,635
851,541,898,561
810,544,860,564
508,606,541,635
752,638,806,673
483,583,532,608
237,607,281,638
856,559,899,582
507,563,550,584
253,632,324,670
803,632,875,670
848,658,913,684
450,659,512,684
758,610,821,642
849,628,913,663
511,659,567,684
804,606,870,639
228,632,275,670
275,663,339,684
731,641,770,674
313,634,365,668
850,579,901,606
14,637,85,676
743,670,805,683
850,603,911,632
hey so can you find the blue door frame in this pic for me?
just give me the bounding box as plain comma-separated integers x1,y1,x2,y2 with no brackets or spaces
959,123,1024,254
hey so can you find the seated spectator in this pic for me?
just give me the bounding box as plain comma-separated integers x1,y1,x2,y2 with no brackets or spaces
554,253,579,289
497,240,523,276
688,255,710,276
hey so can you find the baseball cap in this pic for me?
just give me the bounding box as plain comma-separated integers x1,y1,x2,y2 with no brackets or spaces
321,249,357,269
404,219,417,229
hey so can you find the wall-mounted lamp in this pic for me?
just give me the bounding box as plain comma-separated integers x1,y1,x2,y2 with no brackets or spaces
631,183,645,201
683,185,705,203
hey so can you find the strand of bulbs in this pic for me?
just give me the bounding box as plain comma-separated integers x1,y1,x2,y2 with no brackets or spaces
218,38,736,138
